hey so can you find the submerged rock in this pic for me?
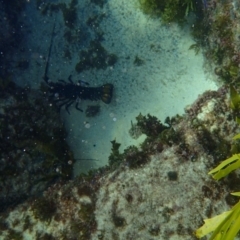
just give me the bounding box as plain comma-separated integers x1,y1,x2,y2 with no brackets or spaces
0,86,238,239
0,82,73,212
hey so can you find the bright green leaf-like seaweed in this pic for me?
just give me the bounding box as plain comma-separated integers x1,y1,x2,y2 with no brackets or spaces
208,154,240,180
230,85,240,110
230,85,240,123
195,210,232,238
196,86,240,239
233,133,240,140
196,194,240,240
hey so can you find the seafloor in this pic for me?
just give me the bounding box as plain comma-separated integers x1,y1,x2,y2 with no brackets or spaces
12,0,218,174
1,0,240,239
1,85,239,239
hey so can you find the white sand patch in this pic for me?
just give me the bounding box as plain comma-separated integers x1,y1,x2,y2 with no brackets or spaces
64,0,219,175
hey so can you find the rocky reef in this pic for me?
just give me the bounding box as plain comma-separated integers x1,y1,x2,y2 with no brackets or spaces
0,79,73,213
0,85,239,239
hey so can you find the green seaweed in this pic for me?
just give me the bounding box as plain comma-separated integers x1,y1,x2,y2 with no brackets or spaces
139,0,196,23
108,140,150,169
136,113,169,138
123,145,150,168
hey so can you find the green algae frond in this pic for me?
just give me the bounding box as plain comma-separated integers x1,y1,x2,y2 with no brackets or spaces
196,193,240,240
196,87,240,239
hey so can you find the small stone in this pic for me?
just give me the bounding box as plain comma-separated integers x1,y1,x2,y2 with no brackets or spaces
167,171,178,181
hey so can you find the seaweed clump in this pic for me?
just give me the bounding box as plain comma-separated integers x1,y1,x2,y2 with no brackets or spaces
139,0,197,23
109,114,178,169
123,145,150,168
135,113,169,138
108,140,151,169
32,197,56,223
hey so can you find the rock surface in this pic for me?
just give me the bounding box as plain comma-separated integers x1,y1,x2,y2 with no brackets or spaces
0,86,239,240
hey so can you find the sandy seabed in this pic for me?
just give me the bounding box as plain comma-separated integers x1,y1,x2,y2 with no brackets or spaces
13,0,219,175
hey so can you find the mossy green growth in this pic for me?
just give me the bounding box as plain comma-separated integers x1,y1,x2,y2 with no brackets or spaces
214,64,240,83
139,0,196,23
136,113,169,138
139,0,166,16
230,85,240,110
109,114,178,169
212,11,233,41
230,85,240,123
109,140,150,169
123,145,150,168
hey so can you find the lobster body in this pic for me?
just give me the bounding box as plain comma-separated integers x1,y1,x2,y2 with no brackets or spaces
46,77,113,114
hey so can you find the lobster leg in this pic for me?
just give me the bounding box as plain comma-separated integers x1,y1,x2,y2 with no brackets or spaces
75,101,83,112
68,75,74,84
57,99,72,109
65,100,74,114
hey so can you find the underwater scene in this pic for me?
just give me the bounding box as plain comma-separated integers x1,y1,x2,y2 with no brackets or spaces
1,0,240,239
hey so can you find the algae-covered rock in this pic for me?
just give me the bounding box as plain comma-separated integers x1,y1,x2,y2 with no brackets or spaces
0,81,73,212
0,86,239,239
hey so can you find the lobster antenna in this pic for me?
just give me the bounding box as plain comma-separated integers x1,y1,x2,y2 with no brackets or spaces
43,20,56,83
75,159,98,161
